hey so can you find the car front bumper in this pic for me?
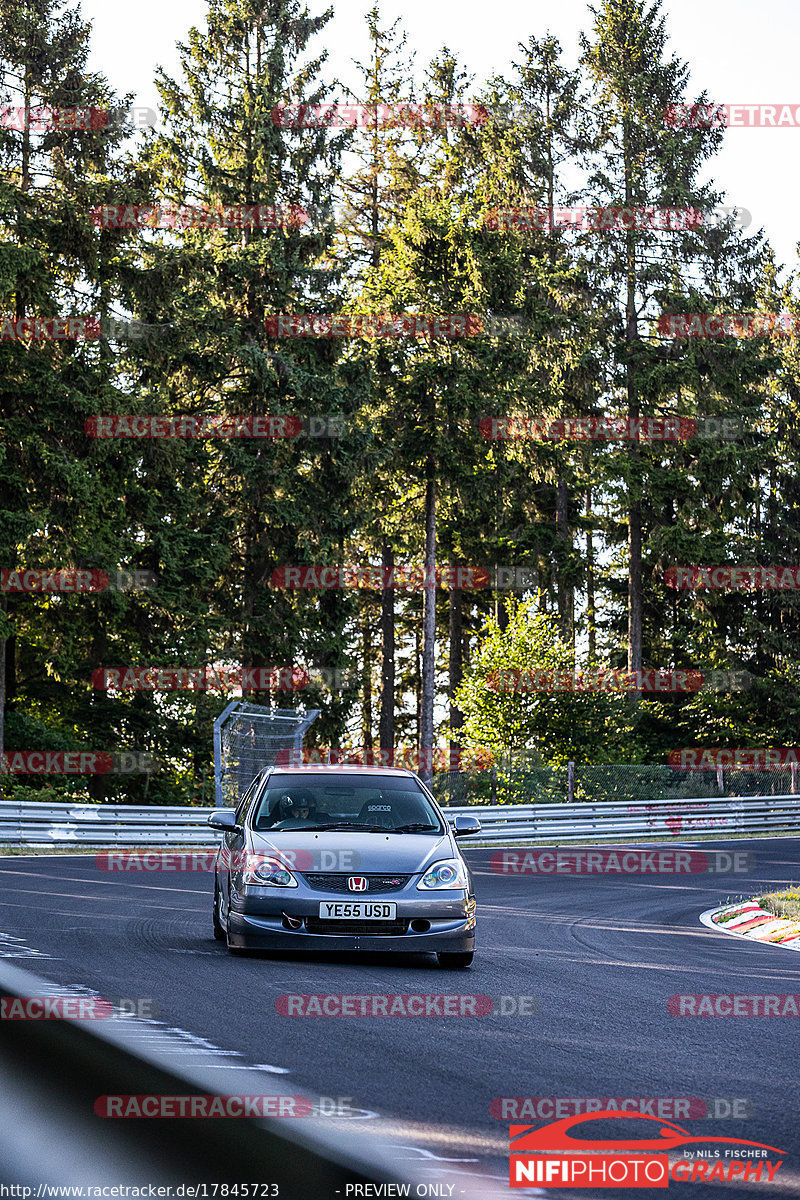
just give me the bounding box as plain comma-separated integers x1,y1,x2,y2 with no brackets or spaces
228,887,476,953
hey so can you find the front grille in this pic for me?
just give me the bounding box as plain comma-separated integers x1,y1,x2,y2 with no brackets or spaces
304,918,409,937
303,873,411,894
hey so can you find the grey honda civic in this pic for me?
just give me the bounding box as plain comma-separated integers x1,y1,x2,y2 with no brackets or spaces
209,766,480,967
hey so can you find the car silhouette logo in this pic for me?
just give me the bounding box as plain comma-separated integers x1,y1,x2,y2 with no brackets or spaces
348,876,368,892
510,1111,785,1154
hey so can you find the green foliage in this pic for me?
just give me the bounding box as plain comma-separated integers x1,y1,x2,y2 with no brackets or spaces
456,597,639,762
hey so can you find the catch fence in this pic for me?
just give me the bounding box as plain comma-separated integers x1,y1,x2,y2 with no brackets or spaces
213,702,319,807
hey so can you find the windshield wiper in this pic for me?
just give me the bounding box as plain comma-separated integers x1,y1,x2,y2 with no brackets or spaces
308,822,391,832
393,823,440,833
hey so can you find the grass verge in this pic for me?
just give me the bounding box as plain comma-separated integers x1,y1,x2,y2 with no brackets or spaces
758,887,800,920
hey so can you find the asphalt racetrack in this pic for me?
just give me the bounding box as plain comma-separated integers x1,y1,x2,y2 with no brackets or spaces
1,837,798,1199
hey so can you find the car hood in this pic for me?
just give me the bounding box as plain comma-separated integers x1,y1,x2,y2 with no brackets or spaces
249,829,454,874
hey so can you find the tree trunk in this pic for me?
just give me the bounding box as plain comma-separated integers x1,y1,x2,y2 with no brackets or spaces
0,596,6,782
586,488,596,663
497,595,510,632
420,469,436,784
414,622,421,749
87,613,110,803
556,478,573,647
448,581,463,762
624,119,643,678
627,489,643,674
378,539,395,751
361,609,373,749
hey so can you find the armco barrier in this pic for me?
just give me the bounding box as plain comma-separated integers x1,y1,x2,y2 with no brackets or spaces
0,959,444,1195
450,795,800,842
2,794,800,846
0,800,216,845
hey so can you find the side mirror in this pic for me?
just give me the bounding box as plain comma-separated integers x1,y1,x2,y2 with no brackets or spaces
208,809,238,831
453,814,482,838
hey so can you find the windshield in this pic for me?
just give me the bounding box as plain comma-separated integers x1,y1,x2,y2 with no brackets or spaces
251,773,444,834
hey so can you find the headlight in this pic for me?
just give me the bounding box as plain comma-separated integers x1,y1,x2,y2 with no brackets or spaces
417,858,468,890
244,854,298,888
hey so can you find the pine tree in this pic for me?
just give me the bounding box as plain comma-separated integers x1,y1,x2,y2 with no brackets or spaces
337,2,417,754
0,0,144,790
581,0,734,682
137,0,367,750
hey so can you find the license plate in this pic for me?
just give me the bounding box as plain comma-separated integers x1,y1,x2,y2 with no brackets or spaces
318,902,397,920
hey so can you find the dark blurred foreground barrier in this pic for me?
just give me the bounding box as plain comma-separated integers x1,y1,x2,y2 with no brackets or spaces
2,794,800,846
0,959,460,1196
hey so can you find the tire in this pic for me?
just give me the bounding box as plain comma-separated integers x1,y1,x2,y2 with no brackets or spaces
213,880,226,941
225,913,248,956
220,883,250,955
437,951,474,968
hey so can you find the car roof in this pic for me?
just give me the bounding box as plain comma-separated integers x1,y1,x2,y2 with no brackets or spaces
263,765,418,778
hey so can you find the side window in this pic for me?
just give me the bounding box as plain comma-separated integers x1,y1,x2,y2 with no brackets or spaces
235,775,262,825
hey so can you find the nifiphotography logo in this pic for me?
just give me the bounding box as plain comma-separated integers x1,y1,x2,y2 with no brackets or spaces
509,1110,785,1188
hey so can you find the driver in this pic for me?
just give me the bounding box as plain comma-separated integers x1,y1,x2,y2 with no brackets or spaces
277,790,316,826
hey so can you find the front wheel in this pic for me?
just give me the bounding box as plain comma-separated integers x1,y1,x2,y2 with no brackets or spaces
437,951,474,969
225,914,249,956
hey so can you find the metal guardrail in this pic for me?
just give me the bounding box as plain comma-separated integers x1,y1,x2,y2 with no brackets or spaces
0,959,439,1195
449,795,800,843
2,794,800,846
0,801,217,845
